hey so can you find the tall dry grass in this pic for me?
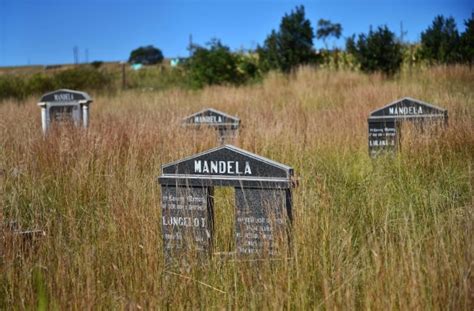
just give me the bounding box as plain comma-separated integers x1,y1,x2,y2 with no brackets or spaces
1,66,473,309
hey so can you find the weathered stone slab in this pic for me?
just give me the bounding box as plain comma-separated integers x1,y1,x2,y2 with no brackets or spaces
368,120,397,157
235,188,291,257
161,186,214,261
49,105,80,124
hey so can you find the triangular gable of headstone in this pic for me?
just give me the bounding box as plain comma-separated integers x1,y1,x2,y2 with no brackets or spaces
39,89,92,104
160,145,292,188
183,108,240,128
369,97,447,120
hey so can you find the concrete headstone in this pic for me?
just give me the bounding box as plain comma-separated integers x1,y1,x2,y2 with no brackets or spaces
183,108,240,144
38,89,93,134
368,97,448,157
158,145,294,263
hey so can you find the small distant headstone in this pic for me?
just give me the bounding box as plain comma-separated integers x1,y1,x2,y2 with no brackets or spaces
1,220,45,259
158,145,294,264
368,97,448,157
37,89,93,134
182,108,240,144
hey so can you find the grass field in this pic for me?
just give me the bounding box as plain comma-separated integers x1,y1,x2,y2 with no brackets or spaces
1,65,473,309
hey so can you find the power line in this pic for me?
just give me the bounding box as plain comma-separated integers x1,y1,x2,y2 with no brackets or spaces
73,46,79,65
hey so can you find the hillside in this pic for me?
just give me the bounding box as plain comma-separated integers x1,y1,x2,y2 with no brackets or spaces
1,66,473,309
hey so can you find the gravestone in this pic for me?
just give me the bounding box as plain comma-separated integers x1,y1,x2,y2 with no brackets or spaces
182,108,240,144
1,220,45,260
37,89,93,134
158,145,294,263
368,97,448,157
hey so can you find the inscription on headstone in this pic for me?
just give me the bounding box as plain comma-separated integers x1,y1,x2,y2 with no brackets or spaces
235,188,290,256
368,97,448,157
37,89,93,134
161,186,213,259
368,121,397,152
158,145,294,263
183,108,240,144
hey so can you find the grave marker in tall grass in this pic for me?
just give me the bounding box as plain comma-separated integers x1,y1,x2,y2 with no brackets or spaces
37,89,93,134
183,108,240,144
368,97,448,157
158,145,294,264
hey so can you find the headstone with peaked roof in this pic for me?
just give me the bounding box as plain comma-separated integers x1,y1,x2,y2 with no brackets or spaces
38,89,93,134
158,145,294,263
368,97,448,157
182,108,240,144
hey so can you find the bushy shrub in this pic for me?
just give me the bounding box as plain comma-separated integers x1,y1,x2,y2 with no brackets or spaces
0,76,27,100
235,53,261,83
0,67,114,102
128,66,188,90
401,44,427,70
185,39,258,88
26,73,55,95
90,61,104,69
319,49,359,71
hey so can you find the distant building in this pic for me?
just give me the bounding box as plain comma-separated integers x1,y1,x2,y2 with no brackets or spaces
170,57,187,67
131,63,143,70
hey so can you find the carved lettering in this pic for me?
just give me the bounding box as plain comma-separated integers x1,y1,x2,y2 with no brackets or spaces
388,106,423,115
193,160,252,175
53,93,74,101
193,115,223,123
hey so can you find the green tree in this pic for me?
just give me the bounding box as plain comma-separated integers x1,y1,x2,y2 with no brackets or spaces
316,19,342,49
420,15,461,64
185,39,251,88
460,15,474,65
258,5,315,73
346,25,403,76
128,45,164,65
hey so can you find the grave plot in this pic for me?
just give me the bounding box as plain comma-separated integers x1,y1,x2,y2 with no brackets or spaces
182,108,240,144
368,97,448,157
158,145,294,264
38,89,93,134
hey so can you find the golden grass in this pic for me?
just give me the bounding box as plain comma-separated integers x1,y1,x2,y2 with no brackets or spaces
1,66,473,309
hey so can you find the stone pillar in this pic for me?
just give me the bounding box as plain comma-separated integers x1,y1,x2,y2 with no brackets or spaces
82,104,89,128
40,106,48,134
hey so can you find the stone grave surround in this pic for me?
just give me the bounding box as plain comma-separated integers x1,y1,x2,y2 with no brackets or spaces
158,145,294,262
182,108,241,144
368,97,448,157
38,89,93,134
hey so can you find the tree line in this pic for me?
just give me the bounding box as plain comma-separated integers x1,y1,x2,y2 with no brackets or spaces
129,6,473,85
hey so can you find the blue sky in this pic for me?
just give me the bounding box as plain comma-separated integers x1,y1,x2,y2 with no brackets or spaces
0,0,472,66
